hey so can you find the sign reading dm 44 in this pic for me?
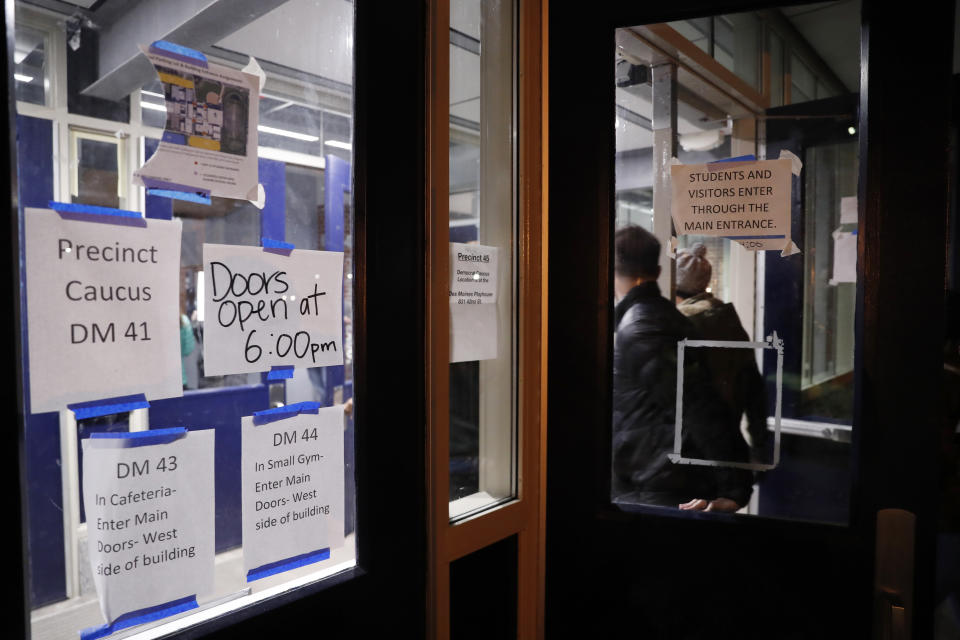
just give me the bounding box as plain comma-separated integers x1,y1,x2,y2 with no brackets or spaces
202,244,344,376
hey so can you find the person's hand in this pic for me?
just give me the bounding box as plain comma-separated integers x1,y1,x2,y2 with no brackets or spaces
678,497,741,512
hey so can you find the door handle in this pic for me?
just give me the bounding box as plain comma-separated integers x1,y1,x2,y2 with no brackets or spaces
874,509,915,640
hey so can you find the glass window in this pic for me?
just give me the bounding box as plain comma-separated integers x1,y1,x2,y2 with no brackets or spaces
790,54,816,104
612,1,859,524
713,13,760,89
768,29,784,108
448,0,517,520
14,22,46,105
667,18,711,55
17,0,358,637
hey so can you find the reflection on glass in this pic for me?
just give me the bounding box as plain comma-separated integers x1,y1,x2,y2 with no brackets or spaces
72,133,121,209
448,0,517,520
800,140,857,420
14,23,45,105
613,2,860,523
17,0,359,636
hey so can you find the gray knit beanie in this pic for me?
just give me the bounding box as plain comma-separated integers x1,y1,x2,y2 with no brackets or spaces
676,243,711,296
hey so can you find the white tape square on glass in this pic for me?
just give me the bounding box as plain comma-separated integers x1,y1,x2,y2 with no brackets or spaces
668,332,784,471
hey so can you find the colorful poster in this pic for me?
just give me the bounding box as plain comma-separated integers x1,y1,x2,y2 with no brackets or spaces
134,42,260,201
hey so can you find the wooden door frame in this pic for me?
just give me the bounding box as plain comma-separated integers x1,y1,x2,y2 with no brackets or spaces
546,0,952,637
426,0,548,638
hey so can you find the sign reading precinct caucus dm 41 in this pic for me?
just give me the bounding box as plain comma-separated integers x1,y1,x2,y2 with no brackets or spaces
24,208,183,413
670,153,802,255
202,244,344,375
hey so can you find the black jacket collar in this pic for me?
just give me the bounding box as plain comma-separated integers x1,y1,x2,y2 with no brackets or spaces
614,280,661,327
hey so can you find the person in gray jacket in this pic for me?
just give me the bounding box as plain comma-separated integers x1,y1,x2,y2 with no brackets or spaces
675,242,769,465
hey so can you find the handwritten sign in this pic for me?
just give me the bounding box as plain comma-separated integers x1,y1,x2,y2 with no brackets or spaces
82,429,215,626
670,155,800,255
24,208,183,413
449,242,499,362
241,407,345,580
202,244,344,375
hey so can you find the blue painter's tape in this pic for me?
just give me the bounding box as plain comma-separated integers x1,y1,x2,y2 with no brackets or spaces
247,548,330,582
49,201,143,221
90,426,186,447
161,131,187,146
80,595,198,640
69,394,150,419
710,154,757,164
150,40,208,66
147,189,212,205
266,366,294,380
724,234,786,240
262,238,295,250
252,401,322,426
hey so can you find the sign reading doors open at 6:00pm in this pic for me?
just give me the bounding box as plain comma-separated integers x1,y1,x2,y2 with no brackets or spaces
201,243,344,375
23,208,184,413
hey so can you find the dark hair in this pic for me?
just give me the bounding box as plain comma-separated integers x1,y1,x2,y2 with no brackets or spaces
615,225,660,279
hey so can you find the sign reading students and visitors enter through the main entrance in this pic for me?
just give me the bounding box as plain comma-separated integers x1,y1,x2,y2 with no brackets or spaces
670,153,802,256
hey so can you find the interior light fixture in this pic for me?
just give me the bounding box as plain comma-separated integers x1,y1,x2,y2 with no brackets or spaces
14,73,33,83
324,140,352,150
141,89,164,99
141,101,167,112
847,126,856,136
257,125,319,142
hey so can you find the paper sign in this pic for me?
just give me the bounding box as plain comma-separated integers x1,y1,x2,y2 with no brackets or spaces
134,44,260,201
241,408,345,579
671,155,798,255
82,429,215,625
449,242,499,362
24,208,183,413
840,196,857,224
202,244,344,375
830,230,857,285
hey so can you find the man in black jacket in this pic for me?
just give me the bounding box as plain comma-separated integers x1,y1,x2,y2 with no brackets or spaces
612,226,752,511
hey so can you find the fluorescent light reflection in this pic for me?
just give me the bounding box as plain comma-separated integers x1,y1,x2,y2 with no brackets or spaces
141,101,167,112
257,125,319,142
324,140,351,150
14,73,33,83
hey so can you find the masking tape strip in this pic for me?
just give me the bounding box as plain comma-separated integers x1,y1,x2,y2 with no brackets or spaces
252,400,322,426
49,201,146,228
246,548,331,582
68,394,150,420
80,595,198,640
672,333,783,470
150,40,208,67
779,149,803,176
89,426,187,448
266,365,295,380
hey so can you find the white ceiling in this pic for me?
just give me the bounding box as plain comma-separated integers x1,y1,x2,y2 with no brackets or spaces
781,1,860,92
